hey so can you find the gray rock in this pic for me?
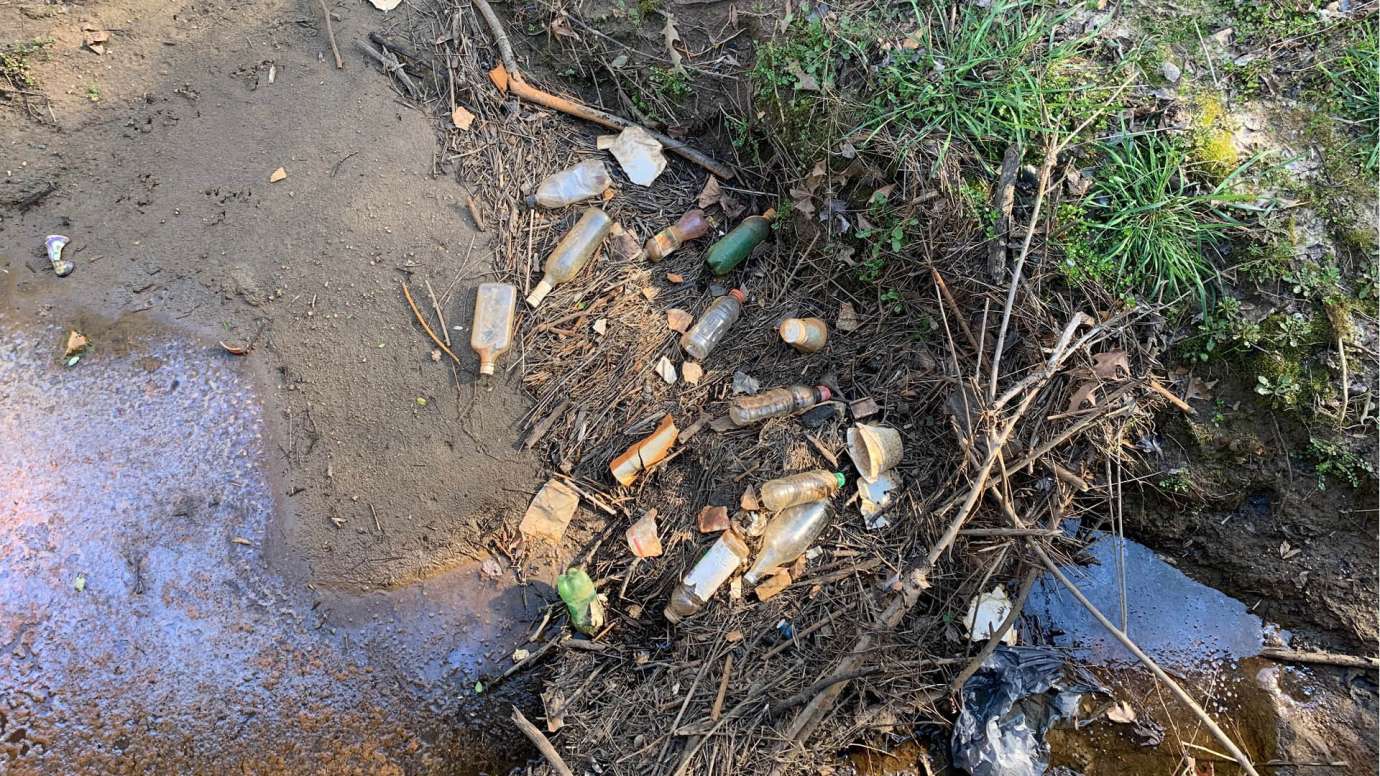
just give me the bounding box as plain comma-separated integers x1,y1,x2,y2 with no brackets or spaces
1161,61,1182,83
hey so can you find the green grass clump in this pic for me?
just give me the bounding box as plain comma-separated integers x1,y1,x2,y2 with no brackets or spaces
1319,22,1379,172
1079,131,1250,308
867,0,1098,164
1308,437,1376,490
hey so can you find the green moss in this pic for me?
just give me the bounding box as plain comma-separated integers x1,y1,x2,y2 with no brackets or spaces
1190,92,1239,181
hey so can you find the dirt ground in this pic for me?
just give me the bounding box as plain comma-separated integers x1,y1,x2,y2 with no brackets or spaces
2,0,548,771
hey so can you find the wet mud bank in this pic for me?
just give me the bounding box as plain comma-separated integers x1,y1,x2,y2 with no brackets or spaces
0,312,538,773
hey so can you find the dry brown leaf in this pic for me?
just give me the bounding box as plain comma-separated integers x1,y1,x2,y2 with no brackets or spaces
662,14,684,73
697,177,722,209
451,104,475,130
641,286,659,301
837,302,861,332
549,14,580,39
740,486,760,511
787,60,819,91
1185,375,1216,402
1091,350,1130,380
682,361,703,385
755,569,792,601
666,272,685,284
1066,382,1099,413
666,308,693,333
1106,701,1136,724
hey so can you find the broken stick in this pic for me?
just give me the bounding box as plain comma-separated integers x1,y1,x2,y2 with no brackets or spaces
510,706,575,776
316,0,343,70
471,0,733,180
401,282,462,366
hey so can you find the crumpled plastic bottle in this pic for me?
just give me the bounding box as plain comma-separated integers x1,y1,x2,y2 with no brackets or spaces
530,160,612,208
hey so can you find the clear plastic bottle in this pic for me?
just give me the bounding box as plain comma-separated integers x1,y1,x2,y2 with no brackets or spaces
778,317,829,353
728,384,831,427
470,282,517,375
645,209,710,261
760,470,845,512
530,160,612,208
526,207,612,308
665,530,749,624
680,289,746,361
744,500,834,585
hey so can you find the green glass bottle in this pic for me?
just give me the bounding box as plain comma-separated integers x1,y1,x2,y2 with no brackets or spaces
704,208,777,275
557,567,604,635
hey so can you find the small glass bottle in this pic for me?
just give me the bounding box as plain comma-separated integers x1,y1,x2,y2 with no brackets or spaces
645,209,710,261
705,208,777,275
665,530,749,624
530,160,612,208
526,207,612,308
760,470,845,512
744,501,834,585
728,384,831,427
680,289,746,361
778,317,829,353
470,282,517,375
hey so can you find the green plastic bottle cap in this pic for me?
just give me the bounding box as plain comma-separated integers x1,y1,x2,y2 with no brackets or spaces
833,472,846,488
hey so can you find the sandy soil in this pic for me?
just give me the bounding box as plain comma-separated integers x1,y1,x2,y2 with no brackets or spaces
2,0,549,771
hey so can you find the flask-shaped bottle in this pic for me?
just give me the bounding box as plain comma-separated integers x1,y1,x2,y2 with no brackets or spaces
744,501,834,585
470,282,516,375
760,470,845,512
645,209,710,261
728,384,831,427
680,289,746,361
705,208,776,275
527,207,612,308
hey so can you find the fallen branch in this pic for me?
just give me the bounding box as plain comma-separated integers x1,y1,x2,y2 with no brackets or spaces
471,0,734,180
1031,542,1262,776
402,282,462,365
510,706,575,776
1261,646,1379,671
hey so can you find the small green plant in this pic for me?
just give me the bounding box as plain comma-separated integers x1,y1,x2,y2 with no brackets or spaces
1307,437,1375,490
85,82,101,102
1159,467,1193,495
1254,373,1302,408
1080,131,1251,309
0,37,54,90
1320,24,1379,171
649,66,690,103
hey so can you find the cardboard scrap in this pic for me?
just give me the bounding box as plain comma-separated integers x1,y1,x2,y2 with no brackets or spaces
755,568,792,601
519,478,580,543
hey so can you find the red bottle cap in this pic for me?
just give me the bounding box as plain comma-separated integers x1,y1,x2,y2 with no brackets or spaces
815,385,831,402
728,288,747,304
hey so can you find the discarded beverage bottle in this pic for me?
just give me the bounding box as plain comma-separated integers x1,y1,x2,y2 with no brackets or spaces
744,500,833,585
680,289,746,361
470,282,517,375
557,567,605,635
665,530,749,624
778,317,829,353
760,470,845,512
530,160,612,208
645,209,710,262
527,207,613,308
728,384,831,427
705,208,776,275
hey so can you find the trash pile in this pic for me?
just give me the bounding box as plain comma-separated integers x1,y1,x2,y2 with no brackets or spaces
364,2,1229,773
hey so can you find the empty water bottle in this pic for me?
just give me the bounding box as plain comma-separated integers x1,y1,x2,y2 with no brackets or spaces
470,282,517,375
744,501,833,585
530,160,612,208
760,470,845,512
665,530,749,623
680,289,746,361
645,209,710,261
728,384,831,427
526,207,612,308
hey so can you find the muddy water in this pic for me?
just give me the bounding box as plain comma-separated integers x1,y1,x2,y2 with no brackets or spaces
0,315,537,773
1028,533,1376,775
